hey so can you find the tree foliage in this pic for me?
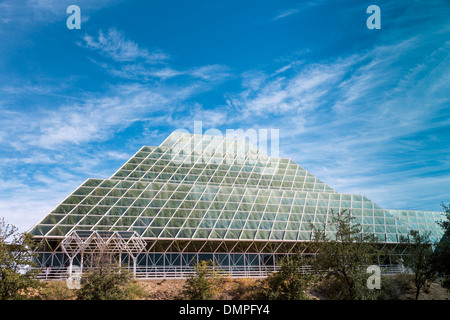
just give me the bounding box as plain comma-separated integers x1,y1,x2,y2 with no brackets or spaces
432,203,450,278
400,230,437,300
255,254,312,300
75,254,145,300
37,281,77,300
180,260,223,300
0,218,42,300
311,209,381,300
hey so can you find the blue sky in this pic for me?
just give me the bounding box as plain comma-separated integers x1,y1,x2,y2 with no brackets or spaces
0,0,449,232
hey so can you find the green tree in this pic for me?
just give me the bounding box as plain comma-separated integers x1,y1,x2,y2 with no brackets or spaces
311,209,381,300
400,230,437,300
432,203,450,284
377,273,414,300
180,260,223,300
255,254,312,300
75,254,145,300
0,218,42,300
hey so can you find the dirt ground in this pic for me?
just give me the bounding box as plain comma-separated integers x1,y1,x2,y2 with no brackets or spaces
139,279,186,300
137,278,450,300
35,277,449,300
138,278,260,300
399,282,450,300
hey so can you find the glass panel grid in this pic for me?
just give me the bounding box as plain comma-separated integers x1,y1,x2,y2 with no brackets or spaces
29,132,444,244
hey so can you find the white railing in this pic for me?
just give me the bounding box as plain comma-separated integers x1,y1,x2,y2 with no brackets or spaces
34,264,406,280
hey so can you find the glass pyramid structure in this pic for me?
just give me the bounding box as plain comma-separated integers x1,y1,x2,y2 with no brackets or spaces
30,131,443,243
29,132,444,277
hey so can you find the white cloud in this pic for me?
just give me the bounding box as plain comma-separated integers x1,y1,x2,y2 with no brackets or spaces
0,0,124,30
0,169,84,232
82,28,169,63
270,1,325,21
0,81,207,151
91,58,231,83
26,86,173,148
83,29,231,85
227,56,358,118
271,9,300,21
188,65,231,81
104,151,132,160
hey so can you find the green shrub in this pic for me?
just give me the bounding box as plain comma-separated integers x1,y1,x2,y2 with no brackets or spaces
179,260,223,300
38,281,76,300
253,256,312,300
228,278,258,300
76,266,145,300
442,276,450,290
377,273,414,300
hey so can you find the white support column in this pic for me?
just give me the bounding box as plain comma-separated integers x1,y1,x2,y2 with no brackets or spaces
68,257,74,278
132,257,137,279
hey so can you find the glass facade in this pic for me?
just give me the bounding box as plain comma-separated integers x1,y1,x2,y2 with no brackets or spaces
29,132,444,277
30,132,443,243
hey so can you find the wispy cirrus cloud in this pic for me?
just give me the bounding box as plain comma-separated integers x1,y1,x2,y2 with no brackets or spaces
103,62,231,81
83,28,232,83
189,64,231,81
0,0,124,33
1,27,233,154
226,56,357,119
270,1,325,21
2,83,199,150
81,28,169,63
271,8,300,21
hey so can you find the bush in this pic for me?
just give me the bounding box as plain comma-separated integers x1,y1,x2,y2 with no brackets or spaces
253,256,311,300
123,281,147,300
37,281,77,300
442,276,450,290
228,278,258,300
76,266,145,300
316,274,376,300
179,260,223,300
377,273,414,300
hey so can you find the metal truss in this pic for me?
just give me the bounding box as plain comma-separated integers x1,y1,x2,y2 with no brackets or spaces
33,237,408,279
60,230,146,277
